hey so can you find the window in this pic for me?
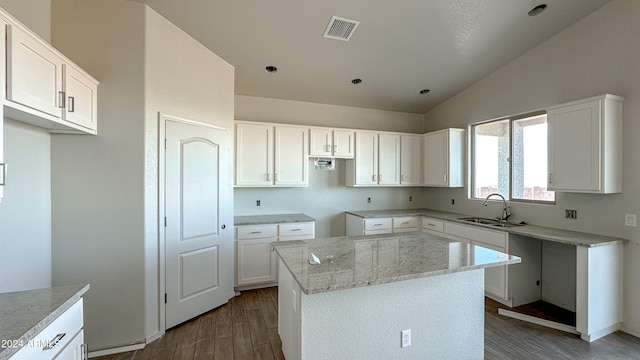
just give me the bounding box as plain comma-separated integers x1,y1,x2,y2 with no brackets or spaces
471,113,554,203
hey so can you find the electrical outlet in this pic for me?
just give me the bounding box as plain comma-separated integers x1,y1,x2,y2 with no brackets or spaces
625,214,637,227
409,196,413,202
367,197,371,203
256,200,261,207
401,329,411,348
565,209,577,219
451,198,455,205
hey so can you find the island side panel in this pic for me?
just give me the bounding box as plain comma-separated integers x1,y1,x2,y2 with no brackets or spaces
299,269,485,360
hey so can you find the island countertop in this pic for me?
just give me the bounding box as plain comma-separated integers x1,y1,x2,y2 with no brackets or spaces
272,232,520,295
0,284,89,360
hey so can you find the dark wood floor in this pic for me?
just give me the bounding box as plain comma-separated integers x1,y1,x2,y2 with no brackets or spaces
95,287,640,360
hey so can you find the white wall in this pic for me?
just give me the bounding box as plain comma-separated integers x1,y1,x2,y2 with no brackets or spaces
236,95,424,133
422,0,640,337
51,0,147,351
234,96,427,237
143,7,235,341
0,0,50,41
51,0,235,351
0,120,51,293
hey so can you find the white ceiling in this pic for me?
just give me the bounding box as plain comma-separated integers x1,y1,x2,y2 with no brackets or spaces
135,0,611,114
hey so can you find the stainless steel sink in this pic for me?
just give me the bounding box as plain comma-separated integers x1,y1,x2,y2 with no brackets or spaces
457,217,525,228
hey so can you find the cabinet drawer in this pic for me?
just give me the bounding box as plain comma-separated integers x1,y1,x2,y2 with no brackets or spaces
421,217,444,233
12,299,83,360
364,218,392,231
445,223,507,249
236,224,278,240
279,222,315,239
393,216,418,229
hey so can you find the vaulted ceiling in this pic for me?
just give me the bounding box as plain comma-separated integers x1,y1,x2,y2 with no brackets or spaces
135,0,611,114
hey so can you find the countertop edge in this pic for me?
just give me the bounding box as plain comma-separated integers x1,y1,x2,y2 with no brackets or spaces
234,213,315,226
346,209,629,247
0,284,90,360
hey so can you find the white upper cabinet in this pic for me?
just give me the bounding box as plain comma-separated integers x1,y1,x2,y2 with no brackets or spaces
274,125,308,186
378,133,400,185
547,94,623,194
2,11,99,134
400,134,422,185
235,122,308,187
63,62,98,131
423,128,464,187
6,24,63,118
348,131,379,186
235,122,273,186
309,128,354,158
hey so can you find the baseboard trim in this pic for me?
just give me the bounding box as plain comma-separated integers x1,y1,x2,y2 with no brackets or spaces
621,326,640,339
498,308,580,335
88,343,145,358
146,330,164,344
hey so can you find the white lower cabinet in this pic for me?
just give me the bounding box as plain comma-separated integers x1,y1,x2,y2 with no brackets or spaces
235,222,315,288
392,216,419,233
346,215,420,235
11,299,85,360
236,224,278,286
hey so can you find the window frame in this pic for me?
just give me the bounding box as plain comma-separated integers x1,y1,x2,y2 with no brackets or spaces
470,110,555,205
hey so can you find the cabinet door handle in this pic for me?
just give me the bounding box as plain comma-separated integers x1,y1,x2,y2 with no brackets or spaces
58,91,66,108
372,174,376,182
373,223,383,226
0,163,6,186
275,173,279,181
326,144,331,152
443,174,447,183
250,231,262,234
43,333,66,350
402,221,410,224
68,96,75,112
266,173,271,181
290,228,302,231
401,174,404,182
333,144,337,152
427,223,435,227
378,174,382,182
548,173,553,184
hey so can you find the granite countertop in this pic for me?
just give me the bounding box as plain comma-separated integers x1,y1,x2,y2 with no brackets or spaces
0,284,90,360
346,209,628,248
234,213,315,226
272,232,520,295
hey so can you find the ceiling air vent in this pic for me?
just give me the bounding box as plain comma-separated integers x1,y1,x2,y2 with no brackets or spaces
323,16,360,41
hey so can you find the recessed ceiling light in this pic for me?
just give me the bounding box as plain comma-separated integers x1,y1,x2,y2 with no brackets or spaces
265,65,278,73
528,4,547,17
351,78,362,84
419,89,431,94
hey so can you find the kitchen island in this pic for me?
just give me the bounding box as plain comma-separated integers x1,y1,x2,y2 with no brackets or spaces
272,232,520,360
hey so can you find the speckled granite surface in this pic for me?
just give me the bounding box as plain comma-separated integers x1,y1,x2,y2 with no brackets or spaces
0,284,89,360
272,232,520,295
234,213,315,226
346,209,628,248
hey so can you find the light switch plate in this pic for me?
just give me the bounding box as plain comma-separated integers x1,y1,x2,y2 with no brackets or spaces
625,214,637,227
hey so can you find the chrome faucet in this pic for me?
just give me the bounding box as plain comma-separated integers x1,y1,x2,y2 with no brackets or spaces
482,193,511,221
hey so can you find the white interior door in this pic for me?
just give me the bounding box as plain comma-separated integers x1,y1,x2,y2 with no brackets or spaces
164,118,233,329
